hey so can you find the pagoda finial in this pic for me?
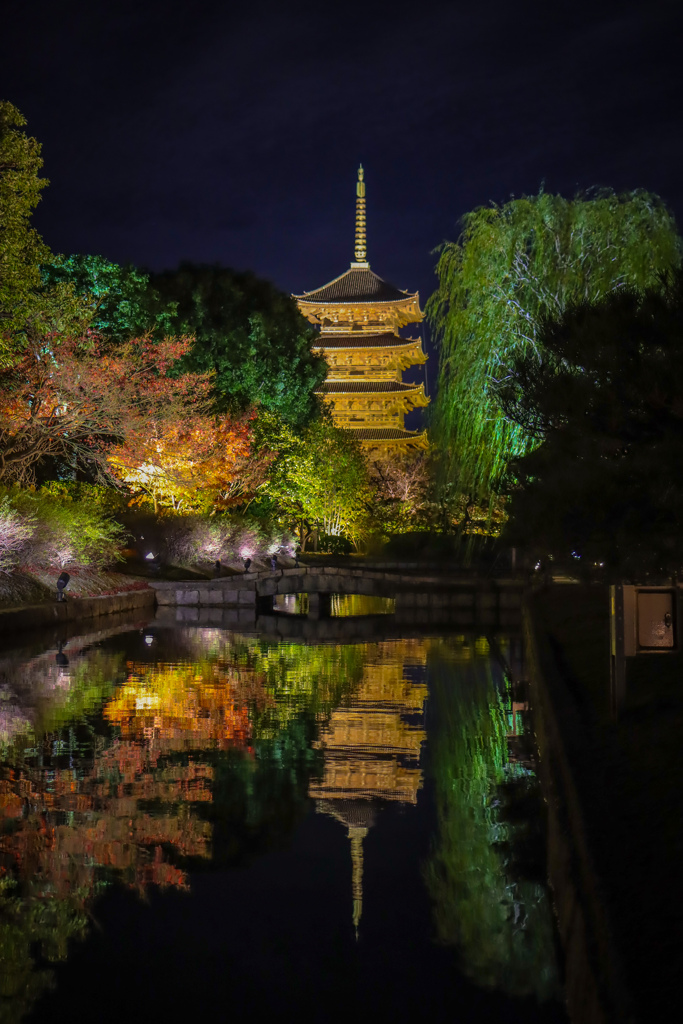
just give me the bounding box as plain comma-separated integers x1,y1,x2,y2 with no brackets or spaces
352,164,369,268
349,826,368,941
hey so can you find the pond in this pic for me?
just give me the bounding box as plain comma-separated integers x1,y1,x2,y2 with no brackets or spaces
0,612,567,1023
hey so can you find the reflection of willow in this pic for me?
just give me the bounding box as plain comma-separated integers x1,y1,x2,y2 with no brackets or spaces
424,641,560,1001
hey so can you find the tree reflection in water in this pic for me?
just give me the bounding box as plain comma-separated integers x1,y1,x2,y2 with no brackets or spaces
0,628,562,1022
424,637,560,1001
0,630,364,1022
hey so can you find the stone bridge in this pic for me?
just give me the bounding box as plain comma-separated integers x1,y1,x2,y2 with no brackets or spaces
151,565,523,631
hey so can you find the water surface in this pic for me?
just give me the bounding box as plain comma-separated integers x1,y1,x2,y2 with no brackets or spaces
0,617,566,1023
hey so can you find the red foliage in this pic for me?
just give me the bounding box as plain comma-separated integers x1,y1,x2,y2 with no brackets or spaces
0,334,213,484
93,581,151,596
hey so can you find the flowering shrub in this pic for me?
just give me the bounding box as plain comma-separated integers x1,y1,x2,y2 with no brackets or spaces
161,513,294,566
0,486,126,571
0,495,35,574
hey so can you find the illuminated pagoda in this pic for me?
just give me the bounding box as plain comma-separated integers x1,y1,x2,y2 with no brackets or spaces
294,166,429,453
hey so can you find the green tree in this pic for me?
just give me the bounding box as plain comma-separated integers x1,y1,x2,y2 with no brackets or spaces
41,254,176,345
0,101,88,365
499,276,683,578
0,100,49,363
152,263,326,427
427,189,682,502
257,413,371,549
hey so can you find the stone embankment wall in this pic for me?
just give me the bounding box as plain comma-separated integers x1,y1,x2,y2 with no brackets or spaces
524,604,634,1024
0,588,155,636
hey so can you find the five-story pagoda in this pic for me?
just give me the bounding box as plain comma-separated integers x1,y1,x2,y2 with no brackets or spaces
294,167,428,452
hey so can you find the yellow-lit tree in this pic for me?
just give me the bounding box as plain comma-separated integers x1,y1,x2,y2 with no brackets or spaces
258,414,372,549
107,413,257,513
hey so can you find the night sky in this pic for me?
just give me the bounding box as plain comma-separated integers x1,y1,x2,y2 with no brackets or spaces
4,0,683,350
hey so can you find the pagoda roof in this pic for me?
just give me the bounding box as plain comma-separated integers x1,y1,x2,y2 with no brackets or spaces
313,332,419,349
316,799,377,830
318,381,422,394
295,267,416,305
352,428,428,441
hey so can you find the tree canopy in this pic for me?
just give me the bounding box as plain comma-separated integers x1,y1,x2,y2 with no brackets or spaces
41,254,176,345
256,413,371,549
0,334,211,487
107,410,256,514
151,263,326,427
0,100,49,362
499,275,683,578
0,101,88,365
427,189,682,502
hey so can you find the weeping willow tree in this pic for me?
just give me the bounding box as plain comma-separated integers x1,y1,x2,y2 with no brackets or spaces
427,189,682,501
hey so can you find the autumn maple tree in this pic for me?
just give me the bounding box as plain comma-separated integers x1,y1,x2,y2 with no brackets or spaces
107,412,260,512
0,333,263,511
0,334,199,483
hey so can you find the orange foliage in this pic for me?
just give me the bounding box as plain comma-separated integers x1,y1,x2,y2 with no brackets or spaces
103,662,254,750
0,331,270,506
107,412,257,512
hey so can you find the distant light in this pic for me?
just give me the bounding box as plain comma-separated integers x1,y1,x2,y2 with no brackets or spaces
145,552,155,560
534,561,542,571
240,548,253,558
144,635,154,646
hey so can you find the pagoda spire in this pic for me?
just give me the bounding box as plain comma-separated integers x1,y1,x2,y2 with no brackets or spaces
349,825,368,940
352,165,369,268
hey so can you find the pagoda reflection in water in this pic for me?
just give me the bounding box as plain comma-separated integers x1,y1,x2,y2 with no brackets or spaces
309,640,428,937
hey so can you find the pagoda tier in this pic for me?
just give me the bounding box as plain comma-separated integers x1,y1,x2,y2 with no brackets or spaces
317,380,428,433
294,167,429,454
312,332,426,378
295,267,423,332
